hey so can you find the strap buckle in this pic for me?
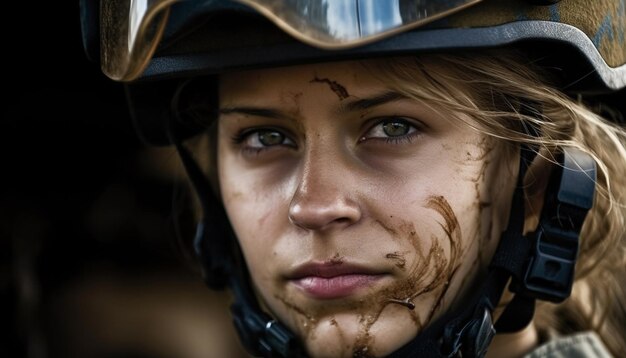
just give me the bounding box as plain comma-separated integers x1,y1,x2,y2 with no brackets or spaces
443,304,496,358
520,148,596,302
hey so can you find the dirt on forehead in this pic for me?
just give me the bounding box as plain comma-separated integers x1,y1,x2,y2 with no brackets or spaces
309,77,350,100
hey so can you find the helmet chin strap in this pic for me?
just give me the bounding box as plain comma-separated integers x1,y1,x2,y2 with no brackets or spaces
171,100,595,357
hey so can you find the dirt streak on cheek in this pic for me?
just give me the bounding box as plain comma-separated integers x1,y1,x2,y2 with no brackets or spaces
272,197,463,357
456,141,497,294
473,141,494,256
352,196,463,356
385,252,407,270
422,195,463,321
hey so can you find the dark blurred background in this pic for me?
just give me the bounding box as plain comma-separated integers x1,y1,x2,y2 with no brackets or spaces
2,2,243,358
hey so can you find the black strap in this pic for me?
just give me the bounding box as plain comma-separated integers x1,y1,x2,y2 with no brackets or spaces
488,146,538,333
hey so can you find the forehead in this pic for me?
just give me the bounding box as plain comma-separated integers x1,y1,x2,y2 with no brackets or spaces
218,59,389,101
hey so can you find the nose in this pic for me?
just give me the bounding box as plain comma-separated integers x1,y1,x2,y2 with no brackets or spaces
288,153,362,232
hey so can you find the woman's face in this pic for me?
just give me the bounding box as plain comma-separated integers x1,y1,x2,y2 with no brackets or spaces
217,59,517,357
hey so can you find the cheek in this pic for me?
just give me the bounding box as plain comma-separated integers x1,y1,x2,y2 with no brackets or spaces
448,142,518,294
218,137,282,233
218,155,299,288
220,175,283,248
418,139,514,305
474,143,518,257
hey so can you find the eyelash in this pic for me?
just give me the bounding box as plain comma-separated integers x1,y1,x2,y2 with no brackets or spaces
359,117,421,145
231,117,422,155
231,127,295,156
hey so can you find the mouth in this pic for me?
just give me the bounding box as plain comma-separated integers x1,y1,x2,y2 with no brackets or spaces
286,262,388,300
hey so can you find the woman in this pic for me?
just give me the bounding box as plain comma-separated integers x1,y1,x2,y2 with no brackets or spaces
82,0,626,356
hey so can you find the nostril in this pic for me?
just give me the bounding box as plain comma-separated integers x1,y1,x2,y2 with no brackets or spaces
333,217,353,225
288,199,361,231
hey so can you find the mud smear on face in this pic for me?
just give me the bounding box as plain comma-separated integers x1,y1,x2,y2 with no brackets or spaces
309,76,350,100
385,252,407,270
422,196,463,316
280,91,304,118
445,137,495,296
460,139,496,293
351,196,463,356
274,197,462,357
473,140,495,248
330,252,345,265
274,254,344,341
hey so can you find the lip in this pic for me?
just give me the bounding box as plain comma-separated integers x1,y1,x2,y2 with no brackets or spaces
286,262,386,299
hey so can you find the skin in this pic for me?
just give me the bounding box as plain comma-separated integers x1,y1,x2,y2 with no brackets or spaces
217,60,521,357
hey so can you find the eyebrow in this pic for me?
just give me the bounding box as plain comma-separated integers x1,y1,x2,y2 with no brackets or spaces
218,90,409,119
341,91,409,112
218,107,290,120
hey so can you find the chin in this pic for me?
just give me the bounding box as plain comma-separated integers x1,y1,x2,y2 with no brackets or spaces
295,306,421,358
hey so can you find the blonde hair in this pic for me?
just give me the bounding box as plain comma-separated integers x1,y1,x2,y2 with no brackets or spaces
363,51,626,356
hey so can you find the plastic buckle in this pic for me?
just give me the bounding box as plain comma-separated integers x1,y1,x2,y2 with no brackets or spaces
521,148,596,303
443,305,495,358
523,220,579,302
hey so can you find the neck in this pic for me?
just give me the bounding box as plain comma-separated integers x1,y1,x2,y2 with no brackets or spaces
486,320,538,358
485,286,539,358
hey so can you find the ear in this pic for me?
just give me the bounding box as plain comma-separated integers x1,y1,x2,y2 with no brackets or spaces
522,151,554,235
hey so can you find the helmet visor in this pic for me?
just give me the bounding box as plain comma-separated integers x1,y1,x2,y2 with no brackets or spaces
240,0,482,48
101,0,481,81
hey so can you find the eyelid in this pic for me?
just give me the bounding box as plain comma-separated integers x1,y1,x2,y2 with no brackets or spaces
359,116,424,141
233,125,294,142
361,115,424,130
233,126,298,153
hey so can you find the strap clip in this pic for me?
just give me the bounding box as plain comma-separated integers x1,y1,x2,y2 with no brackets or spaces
521,148,596,302
443,304,496,357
